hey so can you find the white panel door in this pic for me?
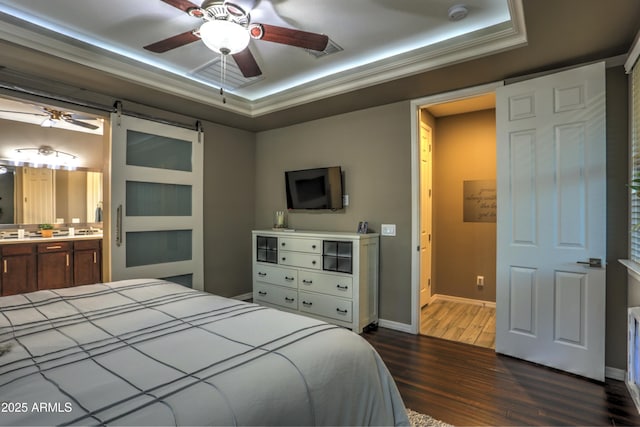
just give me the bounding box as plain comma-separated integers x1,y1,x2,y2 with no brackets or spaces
496,62,606,380
110,114,203,290
23,166,53,224
420,122,433,307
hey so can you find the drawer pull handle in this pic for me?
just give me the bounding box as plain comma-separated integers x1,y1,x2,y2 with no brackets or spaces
312,244,317,249
258,291,267,296
285,276,295,281
285,297,295,302
46,245,63,250
336,308,348,314
258,272,267,277
3,260,6,274
281,242,286,247
93,251,97,264
302,279,313,284
302,301,313,306
66,254,69,267
336,284,348,290
311,260,316,265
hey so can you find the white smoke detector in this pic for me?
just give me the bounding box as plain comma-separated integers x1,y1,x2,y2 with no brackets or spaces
448,4,468,22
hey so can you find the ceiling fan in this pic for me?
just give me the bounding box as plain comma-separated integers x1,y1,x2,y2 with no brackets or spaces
0,106,99,130
144,0,330,78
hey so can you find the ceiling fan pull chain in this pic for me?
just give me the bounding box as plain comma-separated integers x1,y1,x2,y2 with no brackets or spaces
220,52,227,104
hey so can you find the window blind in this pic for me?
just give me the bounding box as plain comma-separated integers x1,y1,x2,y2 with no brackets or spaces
631,60,640,262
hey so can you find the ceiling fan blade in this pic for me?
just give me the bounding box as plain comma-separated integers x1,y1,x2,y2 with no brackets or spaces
0,110,47,116
143,30,201,53
256,24,329,51
160,0,201,13
232,49,262,78
63,117,99,130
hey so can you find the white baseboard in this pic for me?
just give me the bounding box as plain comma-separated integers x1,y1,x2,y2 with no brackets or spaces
606,366,626,381
431,293,496,308
378,318,413,334
232,292,252,301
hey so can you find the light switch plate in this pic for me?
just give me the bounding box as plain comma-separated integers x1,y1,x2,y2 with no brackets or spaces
381,224,396,236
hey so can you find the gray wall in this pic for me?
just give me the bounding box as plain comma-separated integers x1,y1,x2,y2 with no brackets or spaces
433,109,497,302
255,101,413,323
201,120,256,297
605,66,630,370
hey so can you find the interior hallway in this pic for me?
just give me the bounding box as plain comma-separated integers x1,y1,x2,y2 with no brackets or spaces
420,299,495,349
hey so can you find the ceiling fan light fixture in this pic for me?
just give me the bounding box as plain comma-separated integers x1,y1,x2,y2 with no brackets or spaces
40,118,57,128
199,20,249,55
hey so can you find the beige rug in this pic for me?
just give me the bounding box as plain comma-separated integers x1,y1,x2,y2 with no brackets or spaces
407,409,453,427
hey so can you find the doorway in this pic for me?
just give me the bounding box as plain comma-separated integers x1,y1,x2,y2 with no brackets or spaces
410,82,503,347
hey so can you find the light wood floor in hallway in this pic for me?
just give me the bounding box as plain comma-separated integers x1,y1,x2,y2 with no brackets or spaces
420,299,496,349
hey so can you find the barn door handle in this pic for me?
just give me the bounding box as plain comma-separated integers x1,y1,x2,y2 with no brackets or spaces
116,204,123,247
577,258,602,268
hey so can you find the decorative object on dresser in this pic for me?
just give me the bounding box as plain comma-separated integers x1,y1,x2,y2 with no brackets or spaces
273,210,287,229
252,230,379,332
357,221,368,234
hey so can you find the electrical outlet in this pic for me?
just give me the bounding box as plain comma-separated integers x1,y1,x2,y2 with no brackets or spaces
476,275,484,287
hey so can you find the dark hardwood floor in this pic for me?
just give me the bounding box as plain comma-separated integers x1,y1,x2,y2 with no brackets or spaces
362,327,640,426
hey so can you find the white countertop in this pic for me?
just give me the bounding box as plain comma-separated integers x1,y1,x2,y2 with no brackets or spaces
0,233,103,245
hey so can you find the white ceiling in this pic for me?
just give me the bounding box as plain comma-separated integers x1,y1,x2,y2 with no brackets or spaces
0,0,525,117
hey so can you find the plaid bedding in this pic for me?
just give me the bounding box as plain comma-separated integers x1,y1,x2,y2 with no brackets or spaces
0,279,408,426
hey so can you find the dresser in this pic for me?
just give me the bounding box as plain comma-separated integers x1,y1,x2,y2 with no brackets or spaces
252,230,379,332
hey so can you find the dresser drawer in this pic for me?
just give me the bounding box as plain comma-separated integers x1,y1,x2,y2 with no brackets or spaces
299,291,352,322
254,283,298,310
279,251,321,270
278,237,322,254
254,264,297,288
299,271,353,298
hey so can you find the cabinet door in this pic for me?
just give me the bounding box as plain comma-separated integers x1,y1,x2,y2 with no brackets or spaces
74,248,101,286
1,253,37,296
38,246,73,290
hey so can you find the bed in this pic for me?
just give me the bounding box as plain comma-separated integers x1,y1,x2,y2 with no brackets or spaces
0,278,409,426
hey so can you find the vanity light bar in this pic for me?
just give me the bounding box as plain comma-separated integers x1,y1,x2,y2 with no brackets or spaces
14,145,78,170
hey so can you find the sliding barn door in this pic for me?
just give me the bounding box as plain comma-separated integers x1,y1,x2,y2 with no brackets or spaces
496,62,606,380
110,114,203,290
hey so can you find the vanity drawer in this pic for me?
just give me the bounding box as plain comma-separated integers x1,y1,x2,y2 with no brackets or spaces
299,271,353,298
74,239,101,251
299,291,352,323
254,263,297,288
37,241,73,253
254,283,298,310
278,237,322,254
1,243,35,256
279,251,321,270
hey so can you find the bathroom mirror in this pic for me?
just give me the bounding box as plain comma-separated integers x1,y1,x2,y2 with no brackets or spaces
0,165,102,226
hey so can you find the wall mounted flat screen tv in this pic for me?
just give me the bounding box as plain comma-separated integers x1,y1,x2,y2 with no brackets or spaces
285,166,343,210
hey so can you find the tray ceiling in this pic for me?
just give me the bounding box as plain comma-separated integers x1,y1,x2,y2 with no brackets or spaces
0,0,525,117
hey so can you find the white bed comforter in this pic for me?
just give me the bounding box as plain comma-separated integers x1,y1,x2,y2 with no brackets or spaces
0,279,409,426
